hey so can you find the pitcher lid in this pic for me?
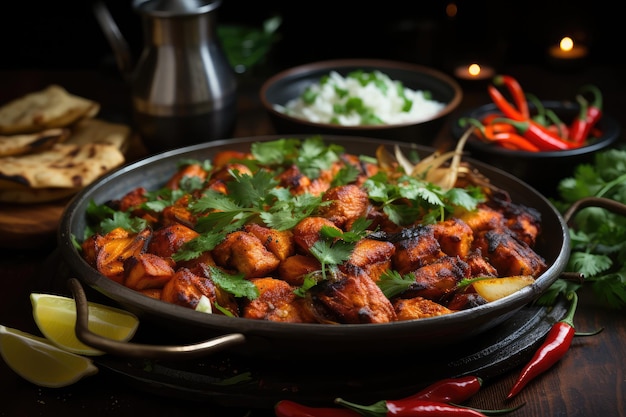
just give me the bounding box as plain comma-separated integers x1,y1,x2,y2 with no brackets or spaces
133,0,221,17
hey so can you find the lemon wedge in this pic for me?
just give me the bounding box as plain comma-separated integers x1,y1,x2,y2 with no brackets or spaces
0,325,98,388
30,293,140,356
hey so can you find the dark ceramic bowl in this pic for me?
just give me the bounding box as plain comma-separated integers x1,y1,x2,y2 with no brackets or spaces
449,100,621,196
260,59,462,144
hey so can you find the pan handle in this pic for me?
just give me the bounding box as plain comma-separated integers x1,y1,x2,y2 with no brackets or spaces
562,196,626,225
67,278,246,360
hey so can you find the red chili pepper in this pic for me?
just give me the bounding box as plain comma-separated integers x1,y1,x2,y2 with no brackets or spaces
490,132,541,152
493,117,574,151
334,398,488,417
569,84,603,144
402,375,483,404
275,400,362,417
487,84,527,121
544,109,569,139
507,291,590,400
568,95,591,144
492,75,530,120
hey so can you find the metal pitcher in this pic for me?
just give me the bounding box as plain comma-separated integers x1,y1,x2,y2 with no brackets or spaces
94,0,237,153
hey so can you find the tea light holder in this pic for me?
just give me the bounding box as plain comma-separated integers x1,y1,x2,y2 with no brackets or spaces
547,37,588,70
453,63,495,81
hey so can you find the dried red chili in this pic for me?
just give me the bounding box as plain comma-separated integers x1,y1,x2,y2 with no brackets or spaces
274,400,361,417
493,75,530,120
506,291,603,399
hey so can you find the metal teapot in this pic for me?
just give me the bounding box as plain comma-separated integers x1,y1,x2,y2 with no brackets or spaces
93,0,237,153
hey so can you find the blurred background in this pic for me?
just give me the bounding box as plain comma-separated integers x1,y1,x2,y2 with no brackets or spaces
2,0,620,74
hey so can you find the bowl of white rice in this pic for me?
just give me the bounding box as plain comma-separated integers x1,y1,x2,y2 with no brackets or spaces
260,59,462,143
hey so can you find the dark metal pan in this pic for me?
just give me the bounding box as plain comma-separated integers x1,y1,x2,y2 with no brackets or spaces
57,135,571,360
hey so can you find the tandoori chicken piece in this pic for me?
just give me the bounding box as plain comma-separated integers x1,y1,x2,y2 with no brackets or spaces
399,255,471,302
316,184,370,230
341,238,396,282
310,272,397,324
161,267,239,316
432,217,474,258
277,254,321,286
123,252,175,290
292,216,341,254
92,227,151,284
241,277,316,322
212,230,281,278
243,223,295,261
472,229,547,277
393,296,455,320
147,223,199,259
390,225,446,275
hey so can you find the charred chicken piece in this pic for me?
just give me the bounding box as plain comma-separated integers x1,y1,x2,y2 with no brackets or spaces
309,272,397,324
472,229,547,277
147,223,199,259
390,224,446,275
400,255,471,302
89,227,151,284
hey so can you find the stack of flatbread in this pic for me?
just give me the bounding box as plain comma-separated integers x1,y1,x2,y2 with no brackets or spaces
0,85,130,203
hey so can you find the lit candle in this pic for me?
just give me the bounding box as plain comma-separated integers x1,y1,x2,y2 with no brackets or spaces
454,63,495,81
547,37,588,68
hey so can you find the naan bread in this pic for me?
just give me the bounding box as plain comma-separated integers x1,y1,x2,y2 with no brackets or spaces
66,118,131,152
0,85,100,135
0,128,70,157
0,143,124,189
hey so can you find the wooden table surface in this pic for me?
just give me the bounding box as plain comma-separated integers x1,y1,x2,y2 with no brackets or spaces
1,64,625,417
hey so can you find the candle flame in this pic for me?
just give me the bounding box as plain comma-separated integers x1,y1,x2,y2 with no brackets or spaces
559,37,574,52
468,63,481,76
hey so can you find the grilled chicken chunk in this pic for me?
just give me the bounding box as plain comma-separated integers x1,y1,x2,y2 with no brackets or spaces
311,272,397,324
148,223,199,258
316,184,369,230
394,296,455,320
432,218,474,258
123,252,175,290
292,216,341,254
472,229,547,277
161,267,239,316
243,223,295,261
278,254,321,286
341,238,395,282
391,225,445,275
242,277,315,322
401,255,471,302
212,230,281,278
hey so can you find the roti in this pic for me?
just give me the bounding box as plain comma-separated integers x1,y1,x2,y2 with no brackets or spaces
0,128,70,157
66,118,131,152
0,85,100,135
0,143,125,189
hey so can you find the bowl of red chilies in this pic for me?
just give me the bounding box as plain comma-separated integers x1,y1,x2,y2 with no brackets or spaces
451,75,620,196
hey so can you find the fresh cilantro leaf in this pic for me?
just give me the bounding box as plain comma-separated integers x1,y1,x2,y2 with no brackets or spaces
202,265,259,300
377,270,415,299
172,232,224,262
100,211,148,234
